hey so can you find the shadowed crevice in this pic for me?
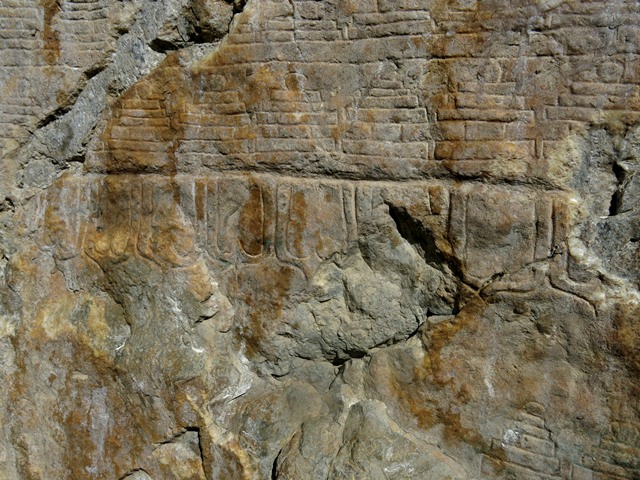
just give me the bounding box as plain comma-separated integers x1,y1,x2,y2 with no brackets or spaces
386,203,444,267
385,202,470,310
609,162,628,216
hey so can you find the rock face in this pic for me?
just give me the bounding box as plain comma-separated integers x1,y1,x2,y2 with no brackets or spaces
1,0,640,478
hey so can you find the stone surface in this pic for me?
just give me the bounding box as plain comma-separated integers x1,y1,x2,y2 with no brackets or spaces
1,0,640,479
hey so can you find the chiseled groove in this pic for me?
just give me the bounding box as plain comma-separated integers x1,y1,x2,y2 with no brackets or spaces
75,168,570,192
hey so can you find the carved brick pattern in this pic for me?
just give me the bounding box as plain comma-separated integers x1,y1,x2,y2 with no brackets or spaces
573,422,640,480
0,0,116,155
0,0,41,148
482,410,563,480
83,0,640,183
56,0,112,69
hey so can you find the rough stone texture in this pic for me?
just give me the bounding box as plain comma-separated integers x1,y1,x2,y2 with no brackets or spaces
1,0,639,478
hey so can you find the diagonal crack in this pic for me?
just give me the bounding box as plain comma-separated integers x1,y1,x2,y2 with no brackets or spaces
19,0,247,177
385,201,475,309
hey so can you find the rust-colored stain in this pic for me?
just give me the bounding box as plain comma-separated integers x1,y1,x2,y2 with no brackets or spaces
233,262,296,358
389,371,436,430
421,295,486,385
389,295,488,446
98,54,185,175
288,190,308,259
239,64,282,112
438,408,483,446
5,256,217,476
194,181,206,223
610,302,640,374
330,122,349,144
40,0,61,64
9,334,139,477
238,183,265,257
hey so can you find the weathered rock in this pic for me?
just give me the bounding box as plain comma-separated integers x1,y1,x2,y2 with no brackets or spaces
1,0,640,479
